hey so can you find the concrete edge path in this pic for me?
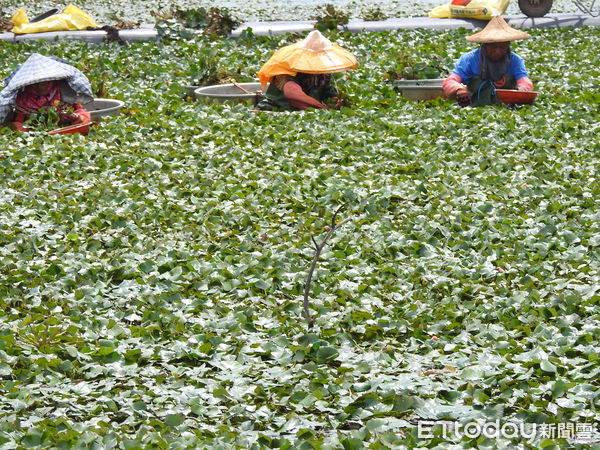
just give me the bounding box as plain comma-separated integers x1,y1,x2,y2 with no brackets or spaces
0,13,598,43
233,13,600,36
0,24,157,43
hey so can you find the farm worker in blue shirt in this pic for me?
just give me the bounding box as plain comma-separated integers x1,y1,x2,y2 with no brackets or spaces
443,15,534,106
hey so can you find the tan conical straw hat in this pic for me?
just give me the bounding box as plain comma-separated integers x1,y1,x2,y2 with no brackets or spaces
258,30,358,87
467,16,530,43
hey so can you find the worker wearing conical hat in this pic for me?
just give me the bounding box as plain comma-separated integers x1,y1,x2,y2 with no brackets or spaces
442,16,534,107
256,30,358,111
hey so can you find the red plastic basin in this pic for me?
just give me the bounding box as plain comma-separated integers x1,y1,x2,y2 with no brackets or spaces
48,122,91,136
495,89,538,104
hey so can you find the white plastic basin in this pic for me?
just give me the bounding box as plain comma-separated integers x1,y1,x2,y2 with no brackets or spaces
393,79,444,101
194,82,266,103
87,98,125,120
396,86,444,101
393,78,444,87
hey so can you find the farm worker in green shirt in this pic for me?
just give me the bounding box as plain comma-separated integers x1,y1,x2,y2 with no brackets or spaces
256,30,358,111
443,15,534,107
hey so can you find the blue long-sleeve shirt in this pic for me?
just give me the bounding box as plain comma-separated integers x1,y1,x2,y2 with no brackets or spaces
452,48,529,83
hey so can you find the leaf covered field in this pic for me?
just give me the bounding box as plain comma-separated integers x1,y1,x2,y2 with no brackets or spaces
0,25,599,448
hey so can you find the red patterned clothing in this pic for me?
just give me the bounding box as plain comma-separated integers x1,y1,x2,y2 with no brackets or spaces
11,81,90,131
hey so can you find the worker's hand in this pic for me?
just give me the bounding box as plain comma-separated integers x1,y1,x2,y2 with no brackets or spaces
516,85,531,91
61,112,81,124
322,97,342,110
11,122,31,132
456,88,471,107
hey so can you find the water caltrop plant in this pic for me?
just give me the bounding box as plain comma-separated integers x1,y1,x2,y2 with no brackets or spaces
20,102,77,131
153,6,241,39
0,25,598,448
21,106,61,130
313,4,350,31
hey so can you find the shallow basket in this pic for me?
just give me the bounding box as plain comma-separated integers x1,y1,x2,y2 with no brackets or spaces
495,89,538,104
87,98,125,121
194,83,266,103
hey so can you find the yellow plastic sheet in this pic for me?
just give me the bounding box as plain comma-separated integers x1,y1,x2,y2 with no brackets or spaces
429,0,509,20
11,5,98,34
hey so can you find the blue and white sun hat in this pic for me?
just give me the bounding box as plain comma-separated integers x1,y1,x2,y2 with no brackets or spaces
0,53,93,124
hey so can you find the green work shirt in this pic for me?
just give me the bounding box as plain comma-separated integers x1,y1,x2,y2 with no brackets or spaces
256,75,338,111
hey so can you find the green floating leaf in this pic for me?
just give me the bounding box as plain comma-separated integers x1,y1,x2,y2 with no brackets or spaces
21,431,43,447
132,401,147,411
164,413,185,427
540,360,557,373
551,380,568,398
461,366,484,380
0,363,11,376
315,346,339,363
342,437,364,450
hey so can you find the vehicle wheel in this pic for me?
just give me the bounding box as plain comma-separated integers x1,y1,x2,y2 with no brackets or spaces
518,0,553,17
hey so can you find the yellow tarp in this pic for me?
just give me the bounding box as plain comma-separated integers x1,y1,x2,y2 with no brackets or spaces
429,0,509,20
11,5,98,34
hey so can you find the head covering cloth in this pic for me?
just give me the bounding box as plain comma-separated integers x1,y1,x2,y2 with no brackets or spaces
478,43,511,81
0,53,93,124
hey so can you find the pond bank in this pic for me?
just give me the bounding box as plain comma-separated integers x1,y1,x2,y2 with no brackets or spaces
231,13,600,36
0,13,598,43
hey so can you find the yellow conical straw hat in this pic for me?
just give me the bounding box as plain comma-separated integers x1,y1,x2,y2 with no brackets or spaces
258,30,358,87
467,16,530,43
